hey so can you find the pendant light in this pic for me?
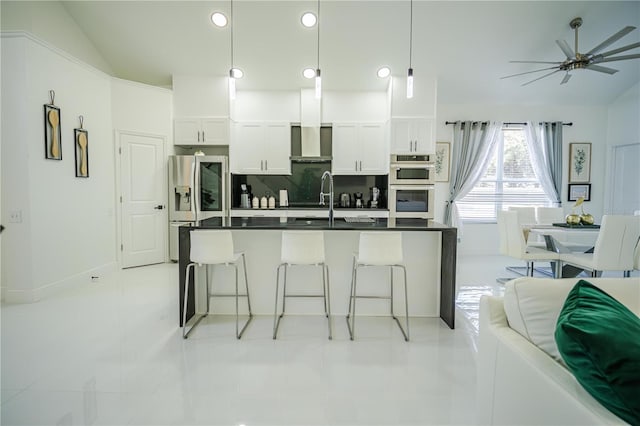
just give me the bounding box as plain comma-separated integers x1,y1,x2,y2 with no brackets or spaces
315,0,322,99
406,0,414,99
228,0,236,100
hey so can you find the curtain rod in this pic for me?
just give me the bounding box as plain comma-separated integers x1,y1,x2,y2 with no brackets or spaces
445,121,573,126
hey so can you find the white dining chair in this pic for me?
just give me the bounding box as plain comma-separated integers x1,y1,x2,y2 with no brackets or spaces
535,207,565,225
560,215,640,277
508,206,537,226
498,210,561,277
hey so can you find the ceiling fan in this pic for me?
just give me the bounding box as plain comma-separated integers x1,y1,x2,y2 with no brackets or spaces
502,17,640,86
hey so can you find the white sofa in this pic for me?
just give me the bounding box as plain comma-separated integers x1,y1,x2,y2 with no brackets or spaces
477,277,640,425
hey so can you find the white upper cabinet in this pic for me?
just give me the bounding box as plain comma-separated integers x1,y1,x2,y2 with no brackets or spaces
174,117,229,146
390,117,435,154
230,122,291,175
332,123,388,175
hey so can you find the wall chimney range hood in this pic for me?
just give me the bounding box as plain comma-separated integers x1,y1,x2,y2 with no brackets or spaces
290,124,332,162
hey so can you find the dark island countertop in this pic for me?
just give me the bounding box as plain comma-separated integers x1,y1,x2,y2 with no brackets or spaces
179,216,458,330
189,217,453,231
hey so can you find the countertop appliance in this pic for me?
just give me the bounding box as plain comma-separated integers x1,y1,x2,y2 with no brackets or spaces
354,192,364,208
339,192,351,207
168,155,228,260
240,184,251,209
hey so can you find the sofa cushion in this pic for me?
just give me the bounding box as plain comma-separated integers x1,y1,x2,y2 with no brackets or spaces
555,280,640,425
503,277,640,362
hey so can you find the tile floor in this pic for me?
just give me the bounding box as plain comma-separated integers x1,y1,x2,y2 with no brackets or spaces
0,255,547,425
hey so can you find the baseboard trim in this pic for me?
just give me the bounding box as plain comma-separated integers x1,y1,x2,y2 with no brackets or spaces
3,262,118,304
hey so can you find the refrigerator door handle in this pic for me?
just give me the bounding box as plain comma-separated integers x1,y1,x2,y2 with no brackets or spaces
192,160,200,221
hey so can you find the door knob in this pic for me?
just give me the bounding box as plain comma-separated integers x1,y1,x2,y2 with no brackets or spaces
154,205,164,210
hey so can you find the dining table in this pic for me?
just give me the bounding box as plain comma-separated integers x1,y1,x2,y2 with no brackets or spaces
528,223,601,278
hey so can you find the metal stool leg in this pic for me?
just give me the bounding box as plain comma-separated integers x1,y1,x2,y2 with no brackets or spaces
183,263,205,339
324,264,332,340
346,263,359,340
390,265,410,342
273,263,285,339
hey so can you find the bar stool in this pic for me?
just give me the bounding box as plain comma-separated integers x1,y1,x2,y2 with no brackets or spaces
347,232,409,341
273,231,332,339
182,230,253,339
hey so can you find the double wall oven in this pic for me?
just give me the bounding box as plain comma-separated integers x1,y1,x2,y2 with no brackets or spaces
389,155,435,219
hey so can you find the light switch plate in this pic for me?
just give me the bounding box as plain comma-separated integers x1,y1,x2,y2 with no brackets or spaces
9,210,22,223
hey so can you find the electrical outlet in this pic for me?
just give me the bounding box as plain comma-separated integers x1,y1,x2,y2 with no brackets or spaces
9,210,22,223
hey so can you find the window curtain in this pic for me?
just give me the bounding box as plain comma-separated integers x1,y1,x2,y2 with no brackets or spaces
443,121,502,232
524,121,563,206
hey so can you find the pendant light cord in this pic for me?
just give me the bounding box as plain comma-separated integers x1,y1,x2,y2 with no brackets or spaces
409,0,413,68
230,0,234,70
316,0,320,70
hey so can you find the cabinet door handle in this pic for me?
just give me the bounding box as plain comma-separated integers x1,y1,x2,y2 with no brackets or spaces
359,161,362,171
265,160,268,170
355,161,358,171
202,131,205,141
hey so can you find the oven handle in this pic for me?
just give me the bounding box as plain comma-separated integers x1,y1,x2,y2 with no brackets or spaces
389,184,435,190
390,164,434,170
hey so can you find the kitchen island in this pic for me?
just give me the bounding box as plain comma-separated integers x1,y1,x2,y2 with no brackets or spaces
179,217,457,330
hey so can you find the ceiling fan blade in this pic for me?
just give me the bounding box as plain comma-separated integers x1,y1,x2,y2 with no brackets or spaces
556,39,575,59
509,60,562,64
500,66,559,80
522,69,561,86
594,53,640,63
587,26,637,55
585,64,619,74
596,42,640,58
561,73,572,85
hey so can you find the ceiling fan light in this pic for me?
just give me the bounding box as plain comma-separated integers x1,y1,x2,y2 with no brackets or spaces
303,68,316,79
377,67,391,78
301,12,317,28
211,12,228,27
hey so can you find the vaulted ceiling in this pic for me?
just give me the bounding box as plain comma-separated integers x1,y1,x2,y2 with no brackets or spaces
41,1,640,105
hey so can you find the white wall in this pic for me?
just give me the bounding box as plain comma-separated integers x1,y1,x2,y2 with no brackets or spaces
436,103,608,255
1,34,117,301
0,2,113,76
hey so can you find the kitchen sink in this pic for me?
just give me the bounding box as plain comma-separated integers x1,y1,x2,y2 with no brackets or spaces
291,218,330,227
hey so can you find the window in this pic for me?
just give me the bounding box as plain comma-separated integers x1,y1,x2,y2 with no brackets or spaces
457,126,551,222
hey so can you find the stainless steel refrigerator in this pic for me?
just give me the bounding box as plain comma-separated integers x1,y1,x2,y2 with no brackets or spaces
169,155,228,260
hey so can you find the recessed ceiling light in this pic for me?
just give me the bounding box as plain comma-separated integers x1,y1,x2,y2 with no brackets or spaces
377,67,391,78
303,68,316,79
211,12,228,27
301,12,317,28
231,68,243,79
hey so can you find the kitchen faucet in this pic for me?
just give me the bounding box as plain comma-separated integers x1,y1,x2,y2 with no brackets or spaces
319,171,334,225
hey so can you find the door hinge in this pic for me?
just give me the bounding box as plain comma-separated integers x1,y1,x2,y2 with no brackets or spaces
120,244,123,251
119,147,122,154
120,196,123,203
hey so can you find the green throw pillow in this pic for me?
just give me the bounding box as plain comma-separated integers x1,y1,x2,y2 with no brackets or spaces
555,279,640,425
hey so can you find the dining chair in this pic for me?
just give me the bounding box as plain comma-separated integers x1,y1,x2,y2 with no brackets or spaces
559,215,640,277
508,206,537,226
498,210,561,277
535,207,565,225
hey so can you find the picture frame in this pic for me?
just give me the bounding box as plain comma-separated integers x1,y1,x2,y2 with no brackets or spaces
44,104,62,160
435,142,450,182
568,183,591,202
568,142,591,183
74,128,89,178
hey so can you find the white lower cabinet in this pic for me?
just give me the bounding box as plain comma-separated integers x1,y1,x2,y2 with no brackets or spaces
390,117,435,154
231,122,291,175
174,117,229,146
332,122,388,175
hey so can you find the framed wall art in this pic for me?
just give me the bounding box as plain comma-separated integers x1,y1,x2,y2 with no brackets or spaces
435,142,450,182
44,104,62,160
569,142,591,183
74,127,89,178
568,183,591,202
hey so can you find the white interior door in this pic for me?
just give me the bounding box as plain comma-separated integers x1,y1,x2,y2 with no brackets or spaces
610,143,640,214
119,131,166,268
